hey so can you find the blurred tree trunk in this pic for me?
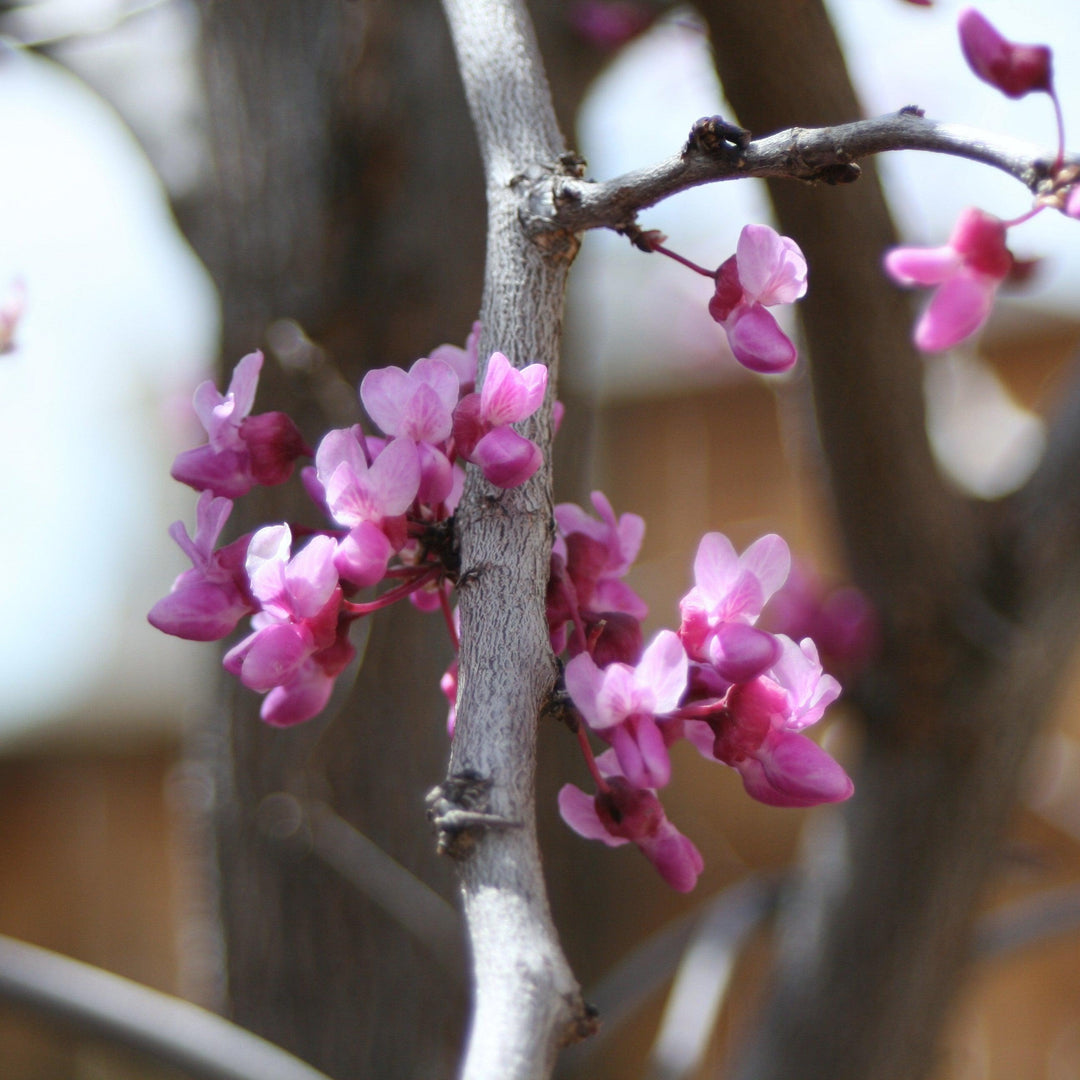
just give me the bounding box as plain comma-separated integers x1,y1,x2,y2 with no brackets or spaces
178,3,624,1076
181,4,482,1077
700,3,1080,1080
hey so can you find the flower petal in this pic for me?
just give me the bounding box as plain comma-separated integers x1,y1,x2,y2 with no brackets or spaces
724,304,797,373
913,271,997,352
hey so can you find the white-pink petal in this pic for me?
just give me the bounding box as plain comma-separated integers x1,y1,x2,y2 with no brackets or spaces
284,535,339,618
634,630,687,714
740,533,791,599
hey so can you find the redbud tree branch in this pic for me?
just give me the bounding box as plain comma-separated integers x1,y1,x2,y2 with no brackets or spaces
436,2,589,1078
525,111,1075,237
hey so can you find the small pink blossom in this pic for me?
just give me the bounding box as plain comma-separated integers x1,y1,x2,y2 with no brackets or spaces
709,636,850,807
315,429,421,585
1065,186,1080,220
558,776,704,892
679,532,790,677
224,525,349,726
709,224,807,373
958,8,1052,99
565,629,687,789
554,491,647,620
172,351,308,498
429,321,481,393
885,207,1013,352
361,357,459,444
452,352,547,488
763,561,879,673
148,492,255,641
360,357,460,503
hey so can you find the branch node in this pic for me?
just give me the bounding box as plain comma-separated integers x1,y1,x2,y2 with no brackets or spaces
683,114,752,158
540,673,579,731
559,997,601,1047
426,771,521,859
813,161,862,185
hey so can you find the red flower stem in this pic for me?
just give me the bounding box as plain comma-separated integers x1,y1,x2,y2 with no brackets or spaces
670,699,726,720
1051,92,1066,173
575,724,610,793
561,574,589,656
439,584,459,650
1004,204,1044,229
650,242,717,279
343,564,442,616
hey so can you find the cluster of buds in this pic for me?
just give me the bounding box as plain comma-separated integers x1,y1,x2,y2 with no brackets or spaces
543,500,857,891
150,326,549,726
886,8,1078,352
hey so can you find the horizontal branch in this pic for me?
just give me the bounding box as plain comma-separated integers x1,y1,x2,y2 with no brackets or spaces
529,110,1075,235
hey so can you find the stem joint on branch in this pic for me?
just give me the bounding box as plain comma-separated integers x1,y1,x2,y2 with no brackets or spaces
426,771,522,859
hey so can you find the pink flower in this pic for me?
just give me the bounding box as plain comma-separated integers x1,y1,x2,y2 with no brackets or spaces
224,525,351,725
452,352,547,488
361,357,459,443
315,429,421,586
884,207,1013,352
361,357,460,504
679,532,790,679
554,491,648,620
564,630,688,789
958,8,1052,99
171,351,308,498
763,561,879,673
428,321,481,394
148,492,255,641
1065,186,1080,220
709,224,807,373
710,636,851,807
558,776,704,892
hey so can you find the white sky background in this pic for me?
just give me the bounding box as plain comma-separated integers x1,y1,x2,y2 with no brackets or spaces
0,0,1076,742
0,11,218,744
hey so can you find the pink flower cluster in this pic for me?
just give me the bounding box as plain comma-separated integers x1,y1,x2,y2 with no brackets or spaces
886,9,1076,352
151,326,549,725
539,499,854,892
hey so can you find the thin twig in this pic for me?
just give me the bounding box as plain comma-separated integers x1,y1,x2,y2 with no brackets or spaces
0,934,333,1080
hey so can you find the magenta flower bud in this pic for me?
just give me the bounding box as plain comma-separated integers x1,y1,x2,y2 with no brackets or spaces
558,778,704,892
958,8,1052,99
240,411,309,487
584,612,644,667
148,493,255,641
172,351,308,498
471,427,543,488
